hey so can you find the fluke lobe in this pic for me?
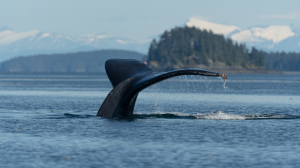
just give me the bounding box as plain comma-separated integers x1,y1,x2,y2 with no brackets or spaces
97,59,226,118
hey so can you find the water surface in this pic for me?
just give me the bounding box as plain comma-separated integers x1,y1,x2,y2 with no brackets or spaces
0,72,300,168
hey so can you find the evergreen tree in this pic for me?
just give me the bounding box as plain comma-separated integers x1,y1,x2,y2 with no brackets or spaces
264,51,300,71
147,26,265,70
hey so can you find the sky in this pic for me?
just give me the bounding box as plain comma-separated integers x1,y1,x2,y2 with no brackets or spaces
1,0,300,40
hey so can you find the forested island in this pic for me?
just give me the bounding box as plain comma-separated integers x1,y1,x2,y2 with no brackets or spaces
147,26,300,72
0,50,144,72
147,26,263,72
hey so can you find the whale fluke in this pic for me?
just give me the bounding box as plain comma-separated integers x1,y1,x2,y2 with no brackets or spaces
97,59,225,118
105,59,153,87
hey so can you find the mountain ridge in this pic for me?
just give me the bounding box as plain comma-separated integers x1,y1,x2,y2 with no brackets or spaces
1,19,300,63
0,49,145,72
186,18,300,53
0,27,150,62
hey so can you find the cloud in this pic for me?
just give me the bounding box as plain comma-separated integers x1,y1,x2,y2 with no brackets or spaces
261,11,300,19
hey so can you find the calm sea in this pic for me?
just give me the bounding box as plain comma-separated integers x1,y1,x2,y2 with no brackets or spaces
0,72,300,168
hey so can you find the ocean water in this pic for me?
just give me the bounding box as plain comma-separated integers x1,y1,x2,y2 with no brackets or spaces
0,72,300,168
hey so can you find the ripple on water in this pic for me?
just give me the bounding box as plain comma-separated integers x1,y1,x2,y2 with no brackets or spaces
84,111,300,120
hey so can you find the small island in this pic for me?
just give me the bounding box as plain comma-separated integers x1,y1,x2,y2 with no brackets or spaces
147,26,269,73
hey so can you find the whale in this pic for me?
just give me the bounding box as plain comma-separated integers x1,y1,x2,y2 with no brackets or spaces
97,58,226,118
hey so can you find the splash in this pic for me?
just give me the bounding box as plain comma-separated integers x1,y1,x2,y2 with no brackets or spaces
196,111,246,120
222,77,229,91
131,111,300,120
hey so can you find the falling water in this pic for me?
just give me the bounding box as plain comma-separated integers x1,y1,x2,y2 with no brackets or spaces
140,73,250,116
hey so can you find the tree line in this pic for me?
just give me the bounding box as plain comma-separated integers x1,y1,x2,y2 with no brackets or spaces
147,26,265,71
264,52,300,71
0,50,144,72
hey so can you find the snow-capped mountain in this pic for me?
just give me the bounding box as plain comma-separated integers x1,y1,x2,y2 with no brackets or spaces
186,18,300,52
1,18,300,63
0,27,150,62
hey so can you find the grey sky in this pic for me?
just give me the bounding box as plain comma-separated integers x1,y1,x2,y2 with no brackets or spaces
1,0,300,40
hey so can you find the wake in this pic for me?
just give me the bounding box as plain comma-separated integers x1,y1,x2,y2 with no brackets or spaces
132,111,300,120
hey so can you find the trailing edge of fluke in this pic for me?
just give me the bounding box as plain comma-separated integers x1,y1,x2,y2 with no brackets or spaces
97,59,226,118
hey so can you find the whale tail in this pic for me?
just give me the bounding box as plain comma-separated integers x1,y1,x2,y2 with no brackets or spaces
98,58,223,118
105,59,152,88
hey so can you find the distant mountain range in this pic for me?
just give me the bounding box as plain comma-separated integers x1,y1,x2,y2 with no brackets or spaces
0,26,150,62
1,19,300,63
186,18,300,53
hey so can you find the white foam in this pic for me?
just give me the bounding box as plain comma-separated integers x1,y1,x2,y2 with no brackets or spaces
197,111,246,120
150,111,246,120
135,111,298,120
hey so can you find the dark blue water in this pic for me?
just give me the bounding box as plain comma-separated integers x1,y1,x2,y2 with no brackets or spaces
1,72,300,168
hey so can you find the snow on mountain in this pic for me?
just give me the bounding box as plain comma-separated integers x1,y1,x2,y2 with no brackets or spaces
230,30,263,43
186,18,300,52
186,18,240,36
1,18,300,63
0,29,40,45
0,27,150,62
231,26,295,43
